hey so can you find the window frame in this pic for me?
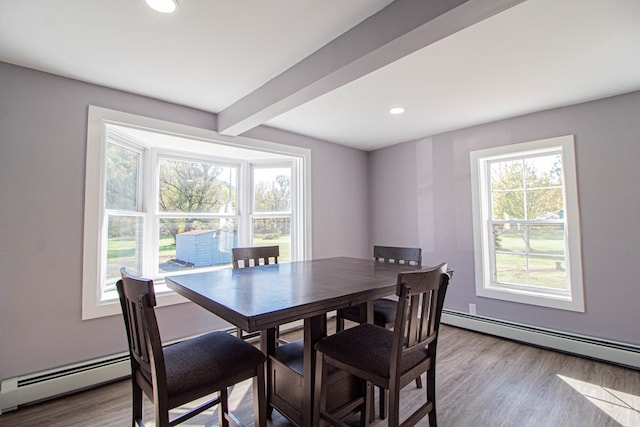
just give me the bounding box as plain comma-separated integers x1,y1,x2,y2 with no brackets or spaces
470,135,584,312
83,106,312,320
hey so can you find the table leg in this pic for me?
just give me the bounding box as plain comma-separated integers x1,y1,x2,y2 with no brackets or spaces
302,314,327,427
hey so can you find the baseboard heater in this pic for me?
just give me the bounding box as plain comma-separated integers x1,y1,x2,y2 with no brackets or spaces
1,351,131,414
3,314,637,415
441,309,640,370
0,326,235,415
0,323,306,415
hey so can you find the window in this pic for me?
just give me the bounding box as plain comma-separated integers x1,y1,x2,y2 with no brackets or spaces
83,106,311,319
470,135,584,311
252,165,292,258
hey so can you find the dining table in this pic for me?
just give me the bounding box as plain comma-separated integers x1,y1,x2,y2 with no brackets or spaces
165,256,421,427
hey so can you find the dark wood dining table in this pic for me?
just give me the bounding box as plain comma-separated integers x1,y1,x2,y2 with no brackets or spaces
166,256,420,427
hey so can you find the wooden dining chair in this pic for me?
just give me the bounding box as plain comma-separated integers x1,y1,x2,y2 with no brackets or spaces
232,245,283,343
335,245,422,419
232,245,279,269
117,268,267,427
335,245,422,332
314,263,450,427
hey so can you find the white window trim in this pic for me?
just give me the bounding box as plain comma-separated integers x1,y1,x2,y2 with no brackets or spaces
83,106,312,320
470,135,584,312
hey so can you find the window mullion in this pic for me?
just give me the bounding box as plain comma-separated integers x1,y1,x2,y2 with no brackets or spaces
238,161,251,246
144,148,157,279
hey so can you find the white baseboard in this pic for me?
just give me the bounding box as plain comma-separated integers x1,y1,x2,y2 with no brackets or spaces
5,311,635,415
0,323,307,415
441,310,640,369
1,352,130,414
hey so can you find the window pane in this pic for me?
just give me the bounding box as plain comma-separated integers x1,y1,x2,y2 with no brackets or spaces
494,223,526,285
490,159,523,190
527,188,564,220
528,224,567,289
528,224,565,257
254,167,291,213
493,223,525,254
493,223,567,289
492,189,524,220
158,217,237,273
252,217,291,262
528,257,567,289
106,143,139,211
159,158,236,214
106,215,143,285
495,253,527,285
525,154,563,187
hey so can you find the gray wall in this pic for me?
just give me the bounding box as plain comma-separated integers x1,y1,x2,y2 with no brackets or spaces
369,90,640,346
0,62,370,380
2,57,637,383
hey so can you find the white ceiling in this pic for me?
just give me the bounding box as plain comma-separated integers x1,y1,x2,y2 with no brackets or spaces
1,0,639,151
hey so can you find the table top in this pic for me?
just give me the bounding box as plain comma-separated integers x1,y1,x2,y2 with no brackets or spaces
166,256,420,332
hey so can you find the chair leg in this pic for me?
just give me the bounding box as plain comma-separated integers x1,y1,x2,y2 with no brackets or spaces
378,386,388,420
131,381,143,427
219,387,230,427
155,401,170,427
427,369,437,427
253,365,267,427
313,352,328,427
236,326,244,339
360,380,372,427
387,383,401,427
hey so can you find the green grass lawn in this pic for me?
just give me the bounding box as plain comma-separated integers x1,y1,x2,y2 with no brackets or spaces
494,228,566,289
111,230,563,289
109,233,292,273
495,253,566,289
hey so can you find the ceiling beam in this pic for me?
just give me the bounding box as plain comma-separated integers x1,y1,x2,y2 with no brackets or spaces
217,0,526,136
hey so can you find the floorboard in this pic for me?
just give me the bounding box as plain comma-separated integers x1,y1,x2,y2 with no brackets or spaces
1,324,638,426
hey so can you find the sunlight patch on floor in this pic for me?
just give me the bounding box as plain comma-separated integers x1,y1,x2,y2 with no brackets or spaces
558,374,640,427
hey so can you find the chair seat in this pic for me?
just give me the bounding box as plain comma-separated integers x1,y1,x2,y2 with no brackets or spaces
163,331,266,398
315,323,430,382
340,298,397,326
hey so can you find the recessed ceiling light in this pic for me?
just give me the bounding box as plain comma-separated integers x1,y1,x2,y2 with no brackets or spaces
389,107,405,115
145,0,178,14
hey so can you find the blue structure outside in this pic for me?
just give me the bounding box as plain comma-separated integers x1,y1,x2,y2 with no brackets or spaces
175,229,237,267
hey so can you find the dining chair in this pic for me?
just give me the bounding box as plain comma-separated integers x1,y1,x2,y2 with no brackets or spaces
232,245,279,269
335,245,422,419
335,245,422,332
314,263,450,427
232,245,285,344
117,268,267,427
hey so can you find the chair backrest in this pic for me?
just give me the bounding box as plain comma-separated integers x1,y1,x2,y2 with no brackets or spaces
117,268,167,393
373,245,422,267
391,263,449,380
232,245,279,269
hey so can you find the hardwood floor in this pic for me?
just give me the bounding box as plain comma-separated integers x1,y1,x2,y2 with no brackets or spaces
1,324,638,426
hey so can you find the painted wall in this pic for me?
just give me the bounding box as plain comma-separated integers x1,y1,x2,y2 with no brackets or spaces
0,62,370,380
369,90,640,346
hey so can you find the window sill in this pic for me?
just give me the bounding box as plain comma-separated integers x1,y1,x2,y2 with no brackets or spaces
82,290,189,320
476,284,584,312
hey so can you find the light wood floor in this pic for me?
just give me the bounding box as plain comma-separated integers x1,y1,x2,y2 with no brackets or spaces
1,324,639,426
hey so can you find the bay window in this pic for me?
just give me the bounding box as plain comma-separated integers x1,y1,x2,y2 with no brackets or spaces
83,106,310,319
